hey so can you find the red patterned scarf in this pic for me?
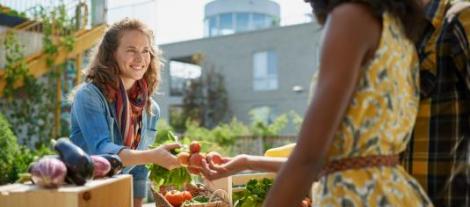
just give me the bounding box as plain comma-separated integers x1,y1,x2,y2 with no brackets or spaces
112,79,148,149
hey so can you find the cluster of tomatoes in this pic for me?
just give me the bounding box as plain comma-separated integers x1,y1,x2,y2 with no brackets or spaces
164,189,193,207
176,141,224,174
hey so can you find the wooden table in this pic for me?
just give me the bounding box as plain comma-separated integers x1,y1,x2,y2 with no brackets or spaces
0,174,132,207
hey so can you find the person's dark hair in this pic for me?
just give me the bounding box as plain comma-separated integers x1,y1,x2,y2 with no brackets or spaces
304,0,425,41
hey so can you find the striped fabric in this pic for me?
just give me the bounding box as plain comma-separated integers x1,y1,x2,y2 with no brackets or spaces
402,0,470,206
113,79,148,149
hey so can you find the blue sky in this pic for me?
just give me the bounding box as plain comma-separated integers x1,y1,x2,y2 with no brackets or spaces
107,0,312,44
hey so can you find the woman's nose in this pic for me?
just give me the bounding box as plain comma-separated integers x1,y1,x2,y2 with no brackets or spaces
134,52,143,62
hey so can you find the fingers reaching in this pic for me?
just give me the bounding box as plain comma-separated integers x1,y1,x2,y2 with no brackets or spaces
164,143,182,150
201,158,226,180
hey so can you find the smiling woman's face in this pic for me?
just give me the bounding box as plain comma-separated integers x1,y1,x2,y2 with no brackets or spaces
114,29,151,89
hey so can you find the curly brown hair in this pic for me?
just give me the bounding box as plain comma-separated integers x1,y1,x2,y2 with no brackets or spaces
85,18,162,112
304,0,425,41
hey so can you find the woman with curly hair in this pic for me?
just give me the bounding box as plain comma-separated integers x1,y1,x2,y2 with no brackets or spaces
202,0,433,206
69,18,180,207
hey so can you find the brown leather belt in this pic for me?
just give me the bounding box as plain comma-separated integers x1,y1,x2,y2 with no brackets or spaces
319,154,399,177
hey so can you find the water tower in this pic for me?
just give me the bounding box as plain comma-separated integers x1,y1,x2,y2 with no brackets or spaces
204,0,281,37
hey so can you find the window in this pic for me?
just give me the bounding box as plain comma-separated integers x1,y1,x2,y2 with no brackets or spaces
219,13,234,35
267,16,279,27
169,60,201,96
252,13,268,30
204,12,278,37
204,18,209,37
253,51,278,91
208,16,218,37
235,12,250,32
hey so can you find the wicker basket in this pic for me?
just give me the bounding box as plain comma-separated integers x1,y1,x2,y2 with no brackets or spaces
152,184,230,207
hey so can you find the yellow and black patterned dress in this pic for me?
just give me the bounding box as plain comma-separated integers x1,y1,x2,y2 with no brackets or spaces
311,12,433,207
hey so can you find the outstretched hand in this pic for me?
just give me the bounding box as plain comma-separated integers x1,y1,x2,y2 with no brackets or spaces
200,154,249,180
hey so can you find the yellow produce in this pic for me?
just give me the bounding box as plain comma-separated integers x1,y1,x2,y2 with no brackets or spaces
264,143,296,158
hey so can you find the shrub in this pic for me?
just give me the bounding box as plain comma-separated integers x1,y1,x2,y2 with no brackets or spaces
0,113,20,184
0,113,55,185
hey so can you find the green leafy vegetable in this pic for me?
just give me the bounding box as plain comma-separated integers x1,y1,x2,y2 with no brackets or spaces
148,165,191,189
182,195,210,205
147,131,191,189
234,178,273,207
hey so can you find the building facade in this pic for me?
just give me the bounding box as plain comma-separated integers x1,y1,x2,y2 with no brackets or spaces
158,20,321,134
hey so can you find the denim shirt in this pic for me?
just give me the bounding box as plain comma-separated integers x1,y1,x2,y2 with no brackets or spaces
70,83,159,197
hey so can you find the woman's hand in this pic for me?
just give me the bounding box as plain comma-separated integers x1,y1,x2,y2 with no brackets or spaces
200,154,249,180
149,143,182,170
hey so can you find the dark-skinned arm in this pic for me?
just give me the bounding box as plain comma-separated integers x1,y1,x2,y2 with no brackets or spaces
201,154,287,180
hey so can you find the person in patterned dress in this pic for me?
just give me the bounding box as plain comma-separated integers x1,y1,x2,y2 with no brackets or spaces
263,0,433,206
203,1,433,206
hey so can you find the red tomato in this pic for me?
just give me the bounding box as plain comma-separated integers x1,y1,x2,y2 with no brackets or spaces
182,190,192,201
165,190,185,206
189,141,201,153
177,152,190,166
187,166,200,174
189,153,204,167
188,153,204,174
206,151,224,165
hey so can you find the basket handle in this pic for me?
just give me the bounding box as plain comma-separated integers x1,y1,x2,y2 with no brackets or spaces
150,186,173,207
209,188,229,203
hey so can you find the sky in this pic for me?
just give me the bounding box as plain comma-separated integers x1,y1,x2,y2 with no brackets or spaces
107,0,313,45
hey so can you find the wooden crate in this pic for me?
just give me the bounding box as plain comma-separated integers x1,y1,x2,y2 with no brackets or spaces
203,172,276,206
204,172,318,205
0,174,132,207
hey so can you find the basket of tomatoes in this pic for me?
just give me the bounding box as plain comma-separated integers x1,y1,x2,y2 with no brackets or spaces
150,139,230,207
153,183,230,207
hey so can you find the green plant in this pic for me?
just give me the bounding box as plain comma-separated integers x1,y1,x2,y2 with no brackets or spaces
147,164,191,190
1,31,55,147
0,3,78,147
148,128,191,189
12,144,54,183
183,118,250,156
2,31,30,98
39,4,75,66
250,112,289,137
169,106,186,132
289,111,303,133
0,113,54,185
160,109,298,157
233,178,273,207
182,67,230,129
0,112,21,184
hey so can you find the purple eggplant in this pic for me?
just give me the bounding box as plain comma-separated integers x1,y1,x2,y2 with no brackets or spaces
54,138,94,185
90,155,111,178
97,154,123,177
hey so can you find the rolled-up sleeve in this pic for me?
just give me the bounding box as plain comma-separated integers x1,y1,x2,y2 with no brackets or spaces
72,88,124,155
